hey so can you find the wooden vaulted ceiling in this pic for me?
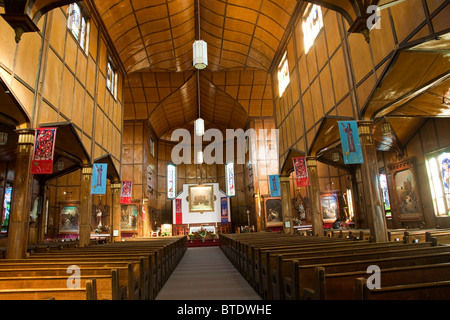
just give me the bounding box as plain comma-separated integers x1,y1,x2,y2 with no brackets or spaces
92,0,298,73
92,0,297,140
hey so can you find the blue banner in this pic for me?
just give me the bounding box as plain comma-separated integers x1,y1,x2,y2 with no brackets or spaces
338,121,364,164
92,163,108,194
269,175,281,197
221,197,228,224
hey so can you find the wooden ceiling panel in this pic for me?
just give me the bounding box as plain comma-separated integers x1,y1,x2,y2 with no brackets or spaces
93,0,299,72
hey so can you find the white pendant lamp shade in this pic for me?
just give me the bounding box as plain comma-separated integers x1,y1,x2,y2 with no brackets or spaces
194,118,205,136
193,40,208,69
197,150,204,164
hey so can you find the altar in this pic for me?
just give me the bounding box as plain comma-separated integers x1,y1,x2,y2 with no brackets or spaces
172,183,231,226
189,226,216,234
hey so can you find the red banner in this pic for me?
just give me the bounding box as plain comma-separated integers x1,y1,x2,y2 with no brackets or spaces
293,157,309,187
120,181,132,204
175,199,182,224
31,128,57,174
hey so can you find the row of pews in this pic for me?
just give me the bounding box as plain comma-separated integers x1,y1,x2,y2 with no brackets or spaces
219,229,450,300
0,236,187,300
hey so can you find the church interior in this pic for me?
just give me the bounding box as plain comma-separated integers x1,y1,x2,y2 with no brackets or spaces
0,0,449,301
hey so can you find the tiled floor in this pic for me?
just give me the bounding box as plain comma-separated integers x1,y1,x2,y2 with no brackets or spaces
155,247,262,300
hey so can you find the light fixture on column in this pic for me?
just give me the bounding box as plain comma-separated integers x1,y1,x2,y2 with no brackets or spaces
57,159,65,171
193,0,207,70
0,131,8,145
332,151,340,162
381,122,392,136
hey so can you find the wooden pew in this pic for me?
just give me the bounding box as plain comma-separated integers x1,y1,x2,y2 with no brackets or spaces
354,277,450,300
303,262,450,300
283,248,450,300
0,266,127,299
0,278,97,300
426,230,450,245
264,241,431,299
0,260,139,300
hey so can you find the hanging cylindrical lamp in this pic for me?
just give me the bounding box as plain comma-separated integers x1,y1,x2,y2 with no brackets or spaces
194,118,205,136
197,150,204,164
193,40,208,70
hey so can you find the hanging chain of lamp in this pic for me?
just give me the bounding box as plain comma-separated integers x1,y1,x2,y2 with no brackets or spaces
193,0,207,164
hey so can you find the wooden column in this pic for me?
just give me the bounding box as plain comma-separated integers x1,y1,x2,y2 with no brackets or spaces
6,129,35,259
79,165,93,247
359,121,388,242
111,182,122,242
307,157,323,237
279,174,293,234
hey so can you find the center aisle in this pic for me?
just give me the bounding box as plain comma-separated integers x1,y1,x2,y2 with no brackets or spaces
156,246,262,300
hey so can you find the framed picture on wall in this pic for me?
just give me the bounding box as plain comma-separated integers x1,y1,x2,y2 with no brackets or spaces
59,202,79,233
320,192,339,223
387,157,423,222
264,197,283,227
188,185,214,213
121,203,139,232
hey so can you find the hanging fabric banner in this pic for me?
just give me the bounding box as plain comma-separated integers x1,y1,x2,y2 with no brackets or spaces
175,198,182,224
221,197,228,224
91,163,108,194
31,128,57,174
293,157,309,187
269,175,281,197
338,121,364,164
120,181,132,204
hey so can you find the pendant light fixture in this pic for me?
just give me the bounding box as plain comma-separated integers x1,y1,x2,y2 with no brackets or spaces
193,0,205,137
193,0,207,70
194,71,205,136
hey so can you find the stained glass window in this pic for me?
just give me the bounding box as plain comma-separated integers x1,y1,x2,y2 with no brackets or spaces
226,162,235,197
379,173,392,218
302,4,323,54
107,59,118,98
67,3,89,51
167,164,177,199
426,150,450,216
277,52,289,97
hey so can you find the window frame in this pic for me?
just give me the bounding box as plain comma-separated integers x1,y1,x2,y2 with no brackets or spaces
106,57,118,100
302,4,324,54
425,147,450,217
67,3,90,53
277,51,290,97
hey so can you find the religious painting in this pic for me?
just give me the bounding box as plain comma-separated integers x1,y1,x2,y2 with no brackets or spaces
320,192,338,223
188,185,214,213
59,202,79,233
121,204,138,232
388,157,423,222
338,121,364,164
92,202,109,234
264,197,283,227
